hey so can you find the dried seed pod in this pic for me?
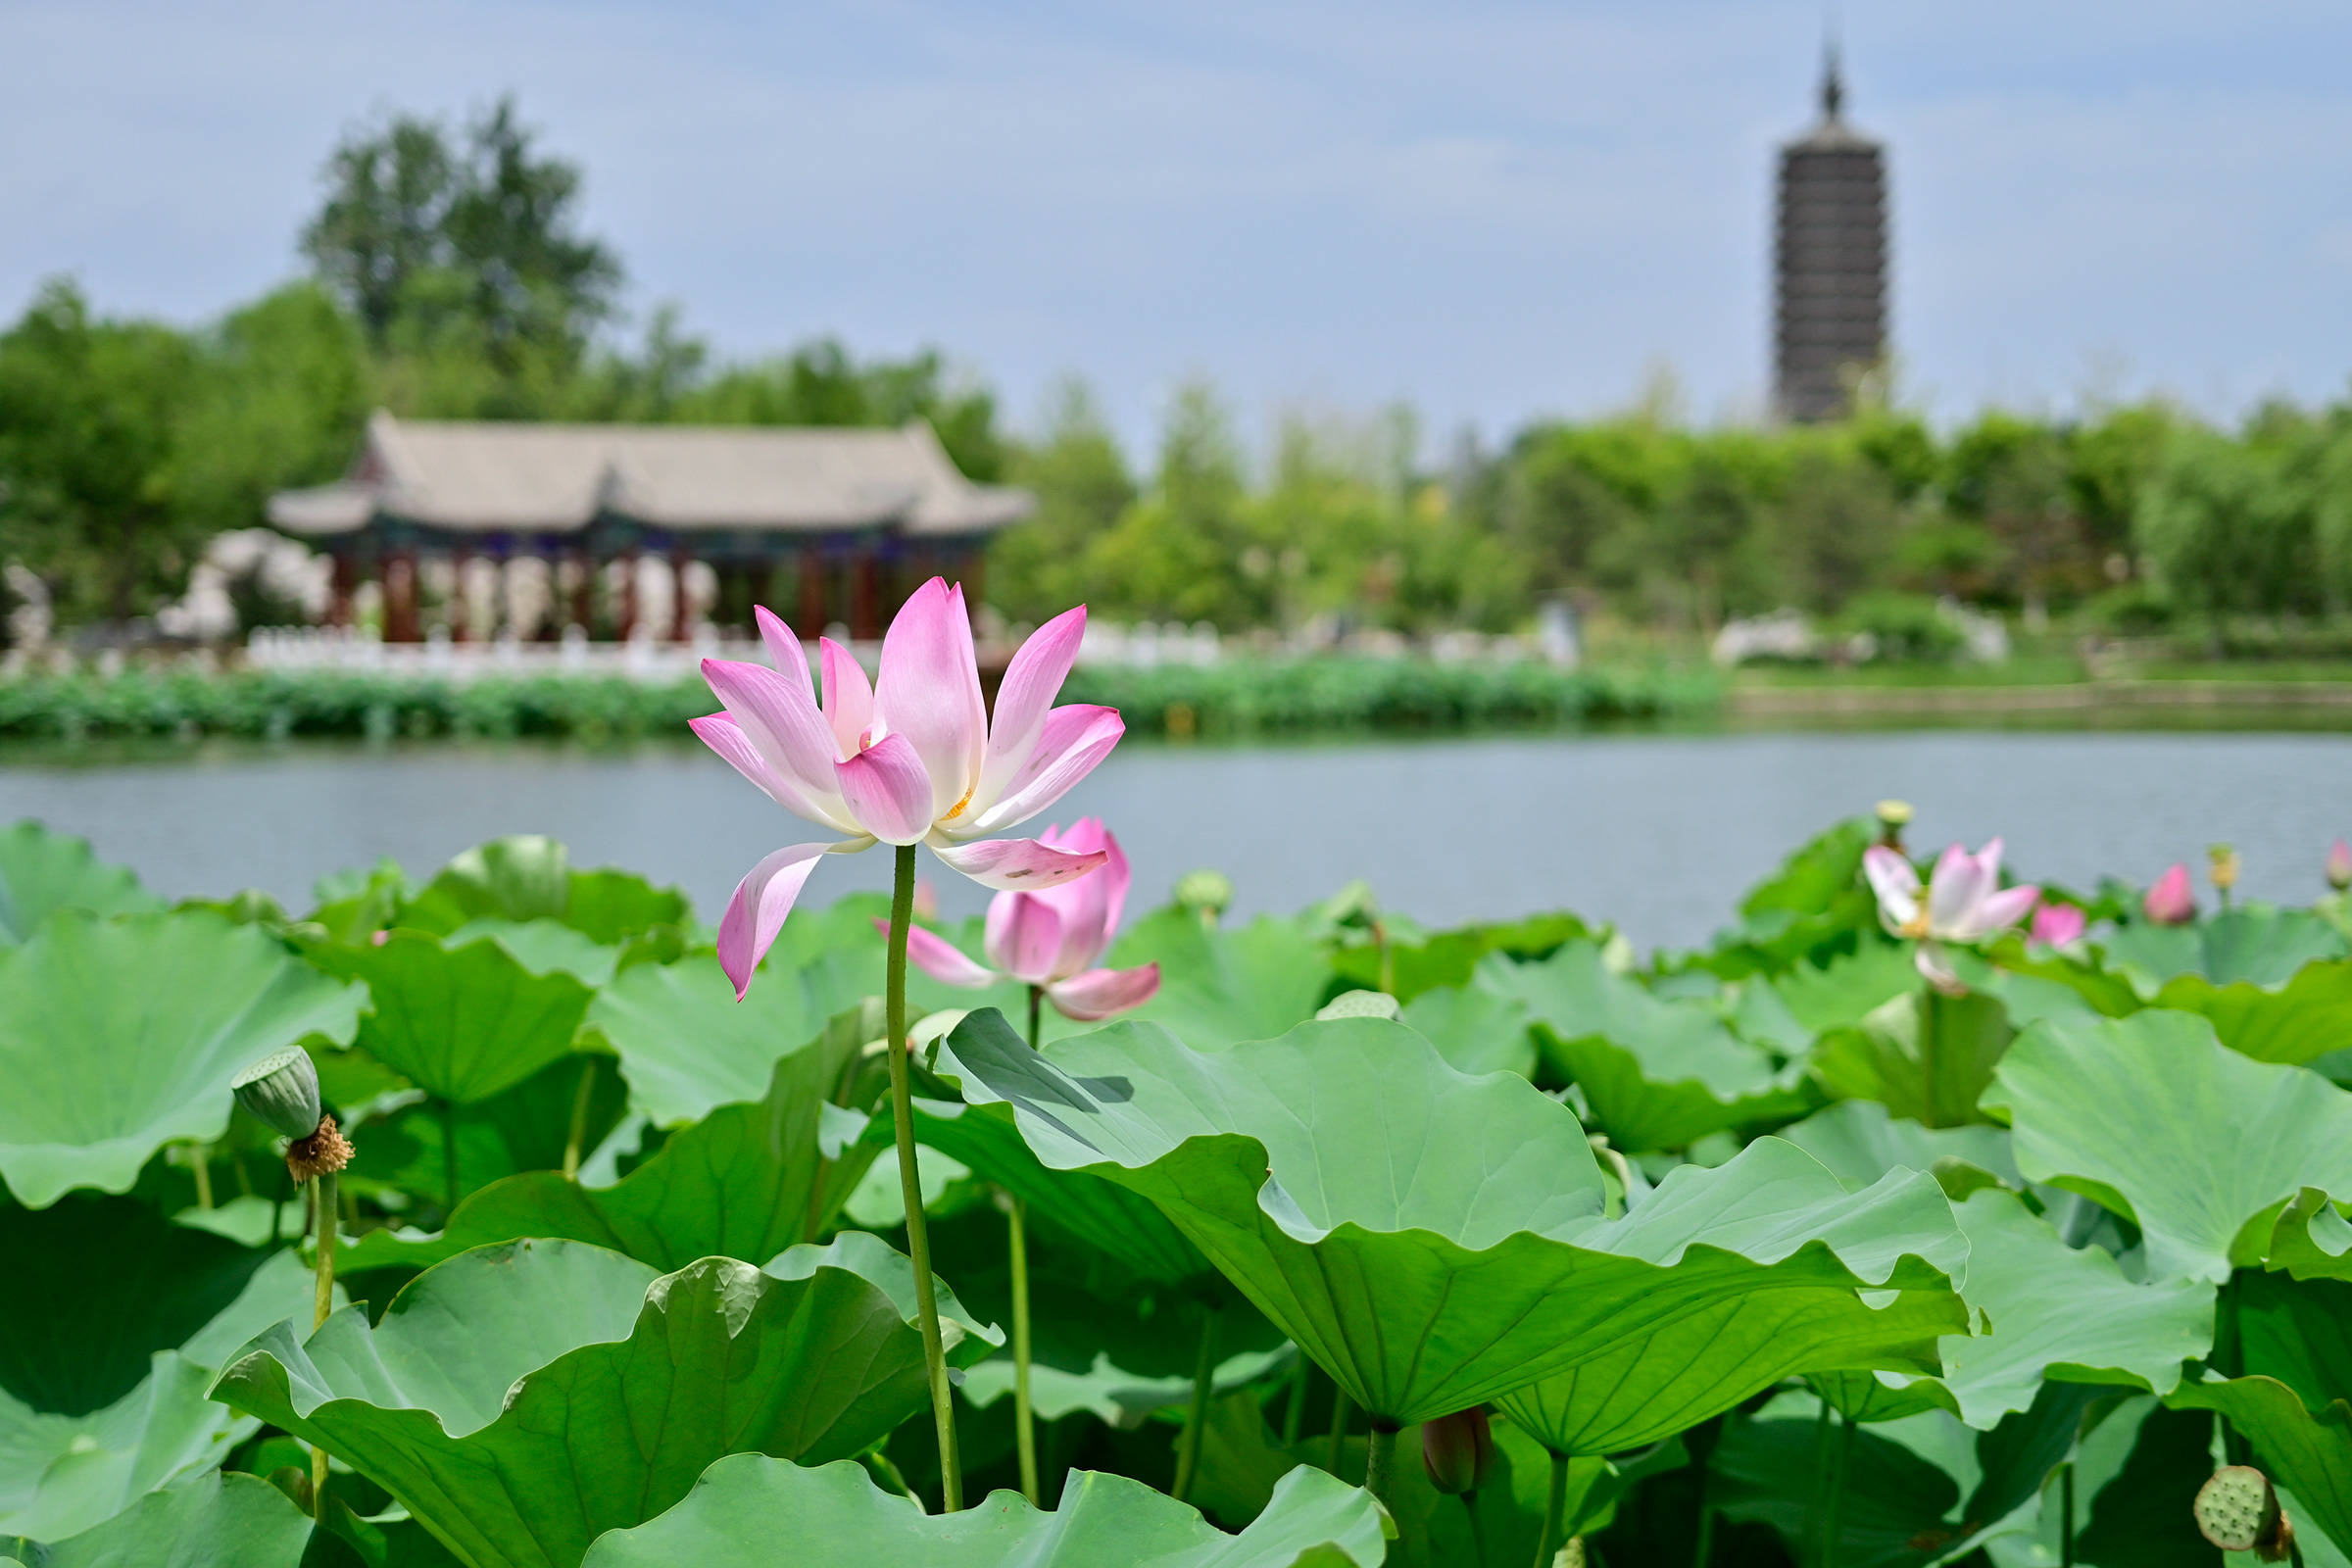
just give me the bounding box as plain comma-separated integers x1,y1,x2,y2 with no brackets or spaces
2194,1465,2279,1554
231,1048,323,1142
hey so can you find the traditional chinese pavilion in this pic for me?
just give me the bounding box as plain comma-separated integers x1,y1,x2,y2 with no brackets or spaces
268,412,1031,641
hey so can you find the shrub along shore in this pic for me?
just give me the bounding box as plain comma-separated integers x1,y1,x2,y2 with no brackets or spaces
0,659,1721,744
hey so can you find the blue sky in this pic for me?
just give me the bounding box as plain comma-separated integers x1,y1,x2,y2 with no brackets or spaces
4,1,2348,460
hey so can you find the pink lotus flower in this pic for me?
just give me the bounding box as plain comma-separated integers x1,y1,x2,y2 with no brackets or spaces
2328,837,2352,893
2030,901,2086,948
692,580,1124,997
1863,839,2041,993
894,819,1160,1021
2143,863,2196,925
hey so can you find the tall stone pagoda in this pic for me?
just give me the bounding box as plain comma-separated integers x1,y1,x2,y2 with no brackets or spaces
1773,46,1889,422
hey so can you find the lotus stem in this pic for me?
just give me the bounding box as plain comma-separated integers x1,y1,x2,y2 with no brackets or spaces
1363,1423,1397,1509
310,1168,338,1519
1326,1387,1353,1475
1691,1455,1715,1568
1819,1408,1854,1568
190,1143,214,1209
1008,982,1045,1505
1803,1400,1833,1565
2059,1459,2075,1568
1916,986,1940,1128
1534,1448,1569,1568
230,1152,252,1198
885,843,963,1511
1173,1303,1220,1502
1007,1193,1037,1505
561,1055,597,1180
1281,1354,1309,1446
440,1096,460,1214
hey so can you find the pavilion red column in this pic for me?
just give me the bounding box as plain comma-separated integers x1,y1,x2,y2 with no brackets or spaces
616,552,639,640
386,553,420,643
450,548,472,643
851,554,879,641
800,544,825,633
570,551,595,635
328,554,355,628
669,549,694,643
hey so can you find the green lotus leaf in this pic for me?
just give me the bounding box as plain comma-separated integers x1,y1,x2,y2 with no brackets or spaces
587,949,882,1126
1812,987,2016,1130
1189,1386,1568,1565
0,1470,316,1568
1112,909,1332,1052
439,917,619,987
1397,982,1536,1079
2166,1377,2352,1558
309,930,593,1105
1776,1100,2020,1192
945,1008,1966,1427
1493,1187,2039,1455
1821,1189,2214,1431
1709,1403,1963,1568
2153,959,2352,1066
912,1091,1206,1287
1755,943,1917,1041
2098,906,2350,997
0,1197,287,1415
0,1202,326,1541
1707,816,1879,975
1328,909,1592,1003
397,836,689,944
2236,1270,2352,1418
211,1235,1000,1568
0,910,365,1206
580,1455,1384,1568
1982,1009,2352,1284
0,821,161,945
1475,944,1813,1152
960,1345,1294,1430
341,1004,882,1273
2269,1190,2352,1284
338,1049,629,1209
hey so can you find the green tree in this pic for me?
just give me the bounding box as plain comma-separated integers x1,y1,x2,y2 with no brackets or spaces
174,282,373,536
1082,382,1256,626
676,340,1005,480
988,379,1135,623
0,281,200,624
303,97,620,405
2135,427,2320,620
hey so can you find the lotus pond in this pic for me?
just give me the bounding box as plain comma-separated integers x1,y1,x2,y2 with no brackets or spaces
5,812,2352,1568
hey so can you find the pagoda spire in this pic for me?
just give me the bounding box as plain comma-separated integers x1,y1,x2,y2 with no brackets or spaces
1820,26,1845,122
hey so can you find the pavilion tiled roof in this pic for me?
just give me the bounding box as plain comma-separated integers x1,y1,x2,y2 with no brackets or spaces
269,412,1031,538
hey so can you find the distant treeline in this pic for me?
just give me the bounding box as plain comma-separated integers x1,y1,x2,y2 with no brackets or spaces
3,95,2348,651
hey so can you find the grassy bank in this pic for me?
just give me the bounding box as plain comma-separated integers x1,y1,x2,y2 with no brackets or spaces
0,658,1721,744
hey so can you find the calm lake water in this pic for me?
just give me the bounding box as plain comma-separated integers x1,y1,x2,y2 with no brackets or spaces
5,728,2348,953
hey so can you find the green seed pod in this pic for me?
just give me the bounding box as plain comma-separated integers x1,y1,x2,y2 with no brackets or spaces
232,1048,323,1142
1173,868,1234,920
2193,1465,2278,1554
1316,989,1401,1022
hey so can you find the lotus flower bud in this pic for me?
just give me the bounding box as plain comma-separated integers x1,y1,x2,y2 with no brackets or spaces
1174,868,1233,925
2030,902,2085,948
2195,1465,2287,1559
2208,843,2241,895
1420,1406,1496,1495
2143,863,2196,925
1875,799,1913,850
1316,989,1401,1022
232,1049,323,1141
2327,837,2351,892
